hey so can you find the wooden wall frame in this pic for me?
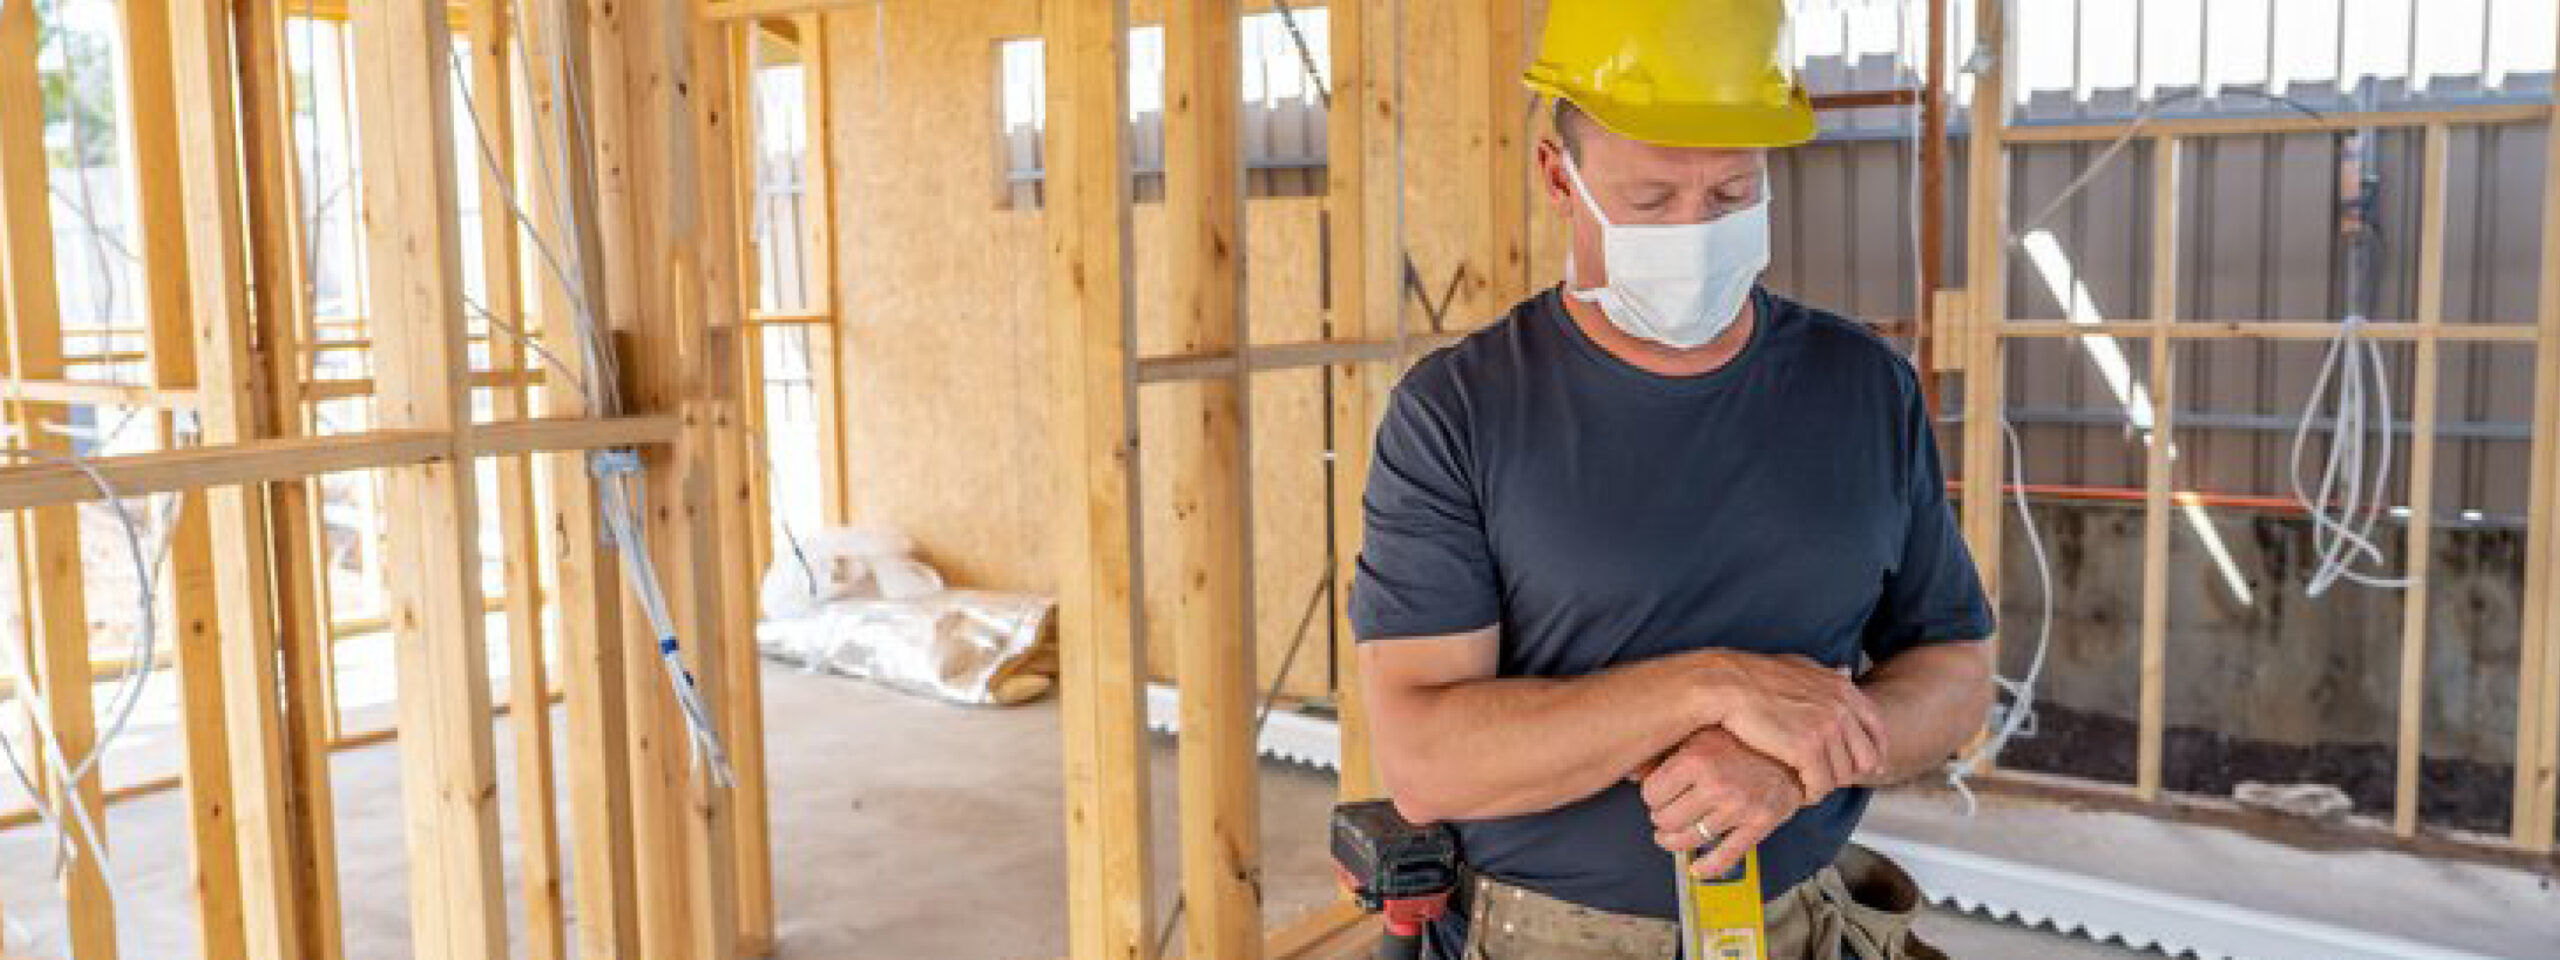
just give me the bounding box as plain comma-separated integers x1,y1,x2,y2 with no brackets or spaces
0,1,779,956
1947,0,2560,858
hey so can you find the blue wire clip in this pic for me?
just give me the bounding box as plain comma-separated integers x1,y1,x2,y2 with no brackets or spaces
588,447,645,479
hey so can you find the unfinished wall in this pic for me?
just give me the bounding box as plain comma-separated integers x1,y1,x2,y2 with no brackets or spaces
817,4,2552,819
822,2,1336,695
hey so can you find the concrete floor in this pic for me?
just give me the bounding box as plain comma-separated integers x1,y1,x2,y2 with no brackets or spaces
0,663,2550,958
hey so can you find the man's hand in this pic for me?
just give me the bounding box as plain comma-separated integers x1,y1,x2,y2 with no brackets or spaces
1694,652,1888,799
1637,727,1802,878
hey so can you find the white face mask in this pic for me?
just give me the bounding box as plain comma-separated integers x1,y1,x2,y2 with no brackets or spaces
1560,151,1771,350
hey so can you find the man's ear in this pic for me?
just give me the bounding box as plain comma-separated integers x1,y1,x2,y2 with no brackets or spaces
1533,137,1575,218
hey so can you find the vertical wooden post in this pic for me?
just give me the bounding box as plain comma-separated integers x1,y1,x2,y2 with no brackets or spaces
520,0,642,952
1916,0,1949,407
796,12,851,528
235,4,350,946
726,29,780,953
464,1,569,954
603,3,742,957
1478,0,1528,311
693,13,769,958
581,2,699,954
1957,0,2010,646
2519,10,2560,852
169,3,339,956
1167,1,1261,957
1327,0,1387,803
1045,1,1153,958
2135,136,2179,801
347,3,510,957
120,0,247,952
0,7,112,955
2396,123,2450,838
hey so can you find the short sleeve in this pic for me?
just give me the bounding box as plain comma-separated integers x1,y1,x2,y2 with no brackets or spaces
1348,377,1501,641
1861,383,1995,662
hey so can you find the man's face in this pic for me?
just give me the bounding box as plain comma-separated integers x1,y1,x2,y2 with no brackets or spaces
1536,115,1767,291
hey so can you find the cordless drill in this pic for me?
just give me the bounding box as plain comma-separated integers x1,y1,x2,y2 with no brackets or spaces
1330,800,1459,960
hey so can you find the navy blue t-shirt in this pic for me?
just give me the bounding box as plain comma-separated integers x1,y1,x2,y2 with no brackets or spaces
1348,286,1992,952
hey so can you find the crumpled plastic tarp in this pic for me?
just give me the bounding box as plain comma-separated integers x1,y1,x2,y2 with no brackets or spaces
754,528,1053,706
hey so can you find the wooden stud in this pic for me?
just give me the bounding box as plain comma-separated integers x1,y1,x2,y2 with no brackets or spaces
581,1,705,957
1915,0,1949,403
1481,0,1527,310
795,12,851,528
518,1,643,953
234,2,353,946
2135,137,2179,801
726,27,781,931
1326,0,1389,804
346,3,512,957
2521,8,2560,853
118,0,250,952
601,2,743,956
1957,0,2010,687
2396,123,2451,838
0,7,113,955
462,1,570,954
693,13,768,957
1044,1,1154,958
167,4,345,954
1166,1,1261,957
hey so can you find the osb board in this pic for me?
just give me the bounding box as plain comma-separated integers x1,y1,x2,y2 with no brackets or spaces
1133,203,1336,698
823,2,1333,697
1393,0,1549,332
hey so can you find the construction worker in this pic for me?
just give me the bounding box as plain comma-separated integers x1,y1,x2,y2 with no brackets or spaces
1349,1,1991,957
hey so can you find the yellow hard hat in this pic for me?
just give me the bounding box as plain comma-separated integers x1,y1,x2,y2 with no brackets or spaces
1523,0,1816,149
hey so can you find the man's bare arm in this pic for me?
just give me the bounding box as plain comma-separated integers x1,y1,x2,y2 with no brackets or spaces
1362,627,1884,823
1852,640,1995,786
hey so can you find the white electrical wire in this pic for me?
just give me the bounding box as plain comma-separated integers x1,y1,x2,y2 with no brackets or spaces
2288,315,2409,595
0,12,181,949
455,5,733,785
0,445,165,952
1930,63,2333,796
1943,420,2051,815
2287,116,2409,598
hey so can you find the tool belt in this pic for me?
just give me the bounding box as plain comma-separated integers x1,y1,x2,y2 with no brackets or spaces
1447,844,1945,960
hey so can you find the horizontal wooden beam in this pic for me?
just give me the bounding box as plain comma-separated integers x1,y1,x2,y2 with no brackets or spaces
0,690,562,832
1136,331,1469,384
1052,902,1377,960
304,369,546,401
1943,770,2559,874
289,0,468,28
472,413,681,456
1996,319,2541,343
745,309,831,325
2002,102,2551,144
1265,902,1375,960
0,415,681,509
5,379,200,409
1812,88,1921,110
696,0,860,21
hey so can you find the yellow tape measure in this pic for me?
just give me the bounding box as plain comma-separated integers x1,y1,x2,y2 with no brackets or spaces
1674,847,1767,960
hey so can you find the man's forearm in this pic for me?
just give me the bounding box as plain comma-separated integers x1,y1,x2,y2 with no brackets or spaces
1852,641,1995,786
1372,655,1709,823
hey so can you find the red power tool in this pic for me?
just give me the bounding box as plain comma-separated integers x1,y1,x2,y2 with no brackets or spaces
1331,800,1460,960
